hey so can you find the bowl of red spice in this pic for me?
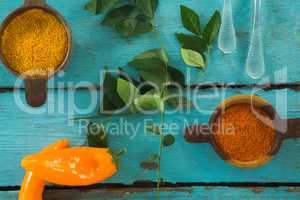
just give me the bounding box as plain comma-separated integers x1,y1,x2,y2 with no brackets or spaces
185,94,300,168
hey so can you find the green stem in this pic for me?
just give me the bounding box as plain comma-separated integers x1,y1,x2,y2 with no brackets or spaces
110,148,127,169
157,112,164,190
111,148,127,160
157,87,166,191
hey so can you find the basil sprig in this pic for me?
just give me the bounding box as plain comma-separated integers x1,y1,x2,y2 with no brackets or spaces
85,0,159,37
98,48,192,115
176,5,221,69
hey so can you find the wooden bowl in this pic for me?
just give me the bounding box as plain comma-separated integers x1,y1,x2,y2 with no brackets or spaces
185,94,300,168
0,0,72,107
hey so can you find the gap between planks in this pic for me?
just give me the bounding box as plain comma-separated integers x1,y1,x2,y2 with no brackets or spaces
1,82,300,93
1,181,300,192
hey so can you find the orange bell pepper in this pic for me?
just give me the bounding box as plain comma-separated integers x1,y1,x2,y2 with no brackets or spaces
18,140,117,200
19,140,70,200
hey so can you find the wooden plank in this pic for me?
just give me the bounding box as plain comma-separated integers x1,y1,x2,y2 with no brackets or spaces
0,186,300,200
1,0,300,87
0,88,299,186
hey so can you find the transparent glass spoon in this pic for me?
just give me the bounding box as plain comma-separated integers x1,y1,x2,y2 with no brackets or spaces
245,0,265,79
218,0,237,54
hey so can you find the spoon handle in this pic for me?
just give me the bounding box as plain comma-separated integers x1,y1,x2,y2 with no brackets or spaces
184,125,211,143
218,0,236,54
282,118,300,139
25,79,47,107
245,0,265,79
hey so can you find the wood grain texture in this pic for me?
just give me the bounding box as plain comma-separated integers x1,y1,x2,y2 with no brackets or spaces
0,88,299,186
0,0,299,198
0,0,300,87
1,186,300,200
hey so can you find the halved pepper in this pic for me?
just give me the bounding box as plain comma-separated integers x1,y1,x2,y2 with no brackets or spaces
19,140,117,200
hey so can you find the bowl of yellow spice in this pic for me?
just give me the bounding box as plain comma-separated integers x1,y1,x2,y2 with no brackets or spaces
0,0,71,107
185,94,300,168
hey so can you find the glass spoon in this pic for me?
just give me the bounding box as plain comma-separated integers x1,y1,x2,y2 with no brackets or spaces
245,0,265,79
218,0,237,54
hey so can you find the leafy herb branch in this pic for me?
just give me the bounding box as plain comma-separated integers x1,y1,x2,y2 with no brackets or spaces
176,5,221,69
85,0,159,37
99,49,190,116
86,48,192,190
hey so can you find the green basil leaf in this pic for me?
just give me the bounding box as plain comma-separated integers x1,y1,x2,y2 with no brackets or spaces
180,5,201,36
85,0,120,15
166,95,194,109
130,18,154,36
87,123,108,148
134,93,164,113
118,67,141,87
114,8,151,37
117,78,139,106
128,57,169,88
99,72,126,114
175,33,207,52
138,78,155,94
163,134,175,147
100,94,116,114
102,5,135,26
99,1,158,37
100,0,120,12
134,48,168,65
135,0,158,18
167,66,185,87
102,5,154,37
203,11,221,46
181,48,205,69
115,17,138,37
85,0,102,15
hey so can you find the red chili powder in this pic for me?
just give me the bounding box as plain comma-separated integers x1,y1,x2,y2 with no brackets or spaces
213,104,276,162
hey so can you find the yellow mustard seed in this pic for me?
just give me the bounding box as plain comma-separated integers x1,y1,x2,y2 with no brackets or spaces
1,8,68,77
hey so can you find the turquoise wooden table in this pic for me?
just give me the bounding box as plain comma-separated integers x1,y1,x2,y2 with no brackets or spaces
0,0,300,199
